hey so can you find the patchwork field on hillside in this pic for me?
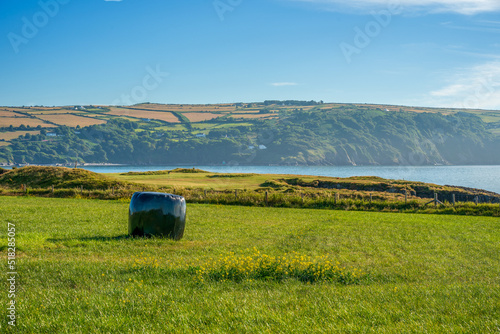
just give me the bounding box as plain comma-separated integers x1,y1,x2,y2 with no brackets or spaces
0,102,499,163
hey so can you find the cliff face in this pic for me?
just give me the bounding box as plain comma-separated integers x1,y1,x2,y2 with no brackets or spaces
251,110,500,166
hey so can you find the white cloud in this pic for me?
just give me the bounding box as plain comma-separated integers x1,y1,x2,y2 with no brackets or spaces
287,0,500,15
441,20,500,33
430,84,467,97
271,82,298,86
427,61,500,109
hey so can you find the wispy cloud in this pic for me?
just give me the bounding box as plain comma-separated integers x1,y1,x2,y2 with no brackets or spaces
286,0,500,15
427,61,500,109
271,82,298,86
441,20,500,33
400,42,500,60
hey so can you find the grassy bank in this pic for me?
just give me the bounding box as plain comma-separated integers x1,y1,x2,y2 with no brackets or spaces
1,166,499,217
1,197,499,332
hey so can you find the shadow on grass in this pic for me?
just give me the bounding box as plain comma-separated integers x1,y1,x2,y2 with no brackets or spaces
46,235,144,243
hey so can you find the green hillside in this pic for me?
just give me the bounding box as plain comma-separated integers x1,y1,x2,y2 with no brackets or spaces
1,166,498,216
0,101,499,165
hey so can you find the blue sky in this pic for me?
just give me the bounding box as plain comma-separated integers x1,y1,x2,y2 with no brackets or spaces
1,0,499,108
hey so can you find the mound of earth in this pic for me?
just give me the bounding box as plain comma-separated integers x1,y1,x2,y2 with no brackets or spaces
263,177,500,202
0,166,126,190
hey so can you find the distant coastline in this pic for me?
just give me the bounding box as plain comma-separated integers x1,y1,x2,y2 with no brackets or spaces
3,164,497,194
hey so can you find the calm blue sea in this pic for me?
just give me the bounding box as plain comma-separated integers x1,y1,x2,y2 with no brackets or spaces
77,165,500,195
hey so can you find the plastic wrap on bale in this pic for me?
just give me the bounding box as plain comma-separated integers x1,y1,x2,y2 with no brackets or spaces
128,192,186,240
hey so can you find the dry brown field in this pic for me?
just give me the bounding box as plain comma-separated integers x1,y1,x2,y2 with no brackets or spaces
5,107,60,112
36,114,107,127
0,117,56,128
82,114,107,118
28,107,61,110
26,109,82,115
107,107,180,123
277,105,315,110
1,108,31,113
0,110,24,117
231,109,260,113
133,103,236,113
0,130,41,141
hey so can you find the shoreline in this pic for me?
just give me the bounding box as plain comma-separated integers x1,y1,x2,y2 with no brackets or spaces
3,163,500,168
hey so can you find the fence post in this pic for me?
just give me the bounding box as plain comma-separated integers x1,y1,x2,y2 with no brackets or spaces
301,193,304,204
51,185,54,194
405,190,407,204
335,193,339,204
265,191,268,206
369,193,372,203
475,196,478,206
452,194,455,206
204,190,207,198
434,193,438,207
235,189,238,200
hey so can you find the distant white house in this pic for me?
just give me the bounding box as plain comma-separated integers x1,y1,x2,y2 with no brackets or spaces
46,133,57,137
142,118,151,122
258,145,267,150
196,133,206,138
248,145,255,150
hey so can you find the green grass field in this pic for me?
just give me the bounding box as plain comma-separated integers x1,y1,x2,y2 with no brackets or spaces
111,170,277,190
1,196,499,333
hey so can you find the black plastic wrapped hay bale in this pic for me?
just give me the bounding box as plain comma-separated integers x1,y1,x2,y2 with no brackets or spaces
129,192,186,239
